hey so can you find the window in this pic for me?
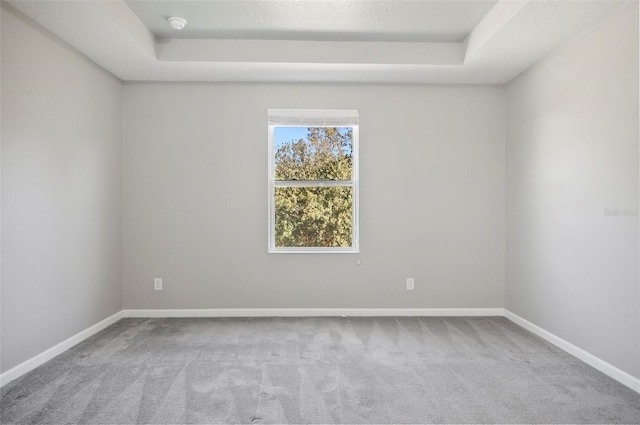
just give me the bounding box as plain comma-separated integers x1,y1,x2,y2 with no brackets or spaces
268,109,359,253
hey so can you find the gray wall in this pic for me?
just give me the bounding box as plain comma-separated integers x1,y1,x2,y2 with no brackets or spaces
123,84,505,310
505,3,639,378
1,6,123,373
4,0,636,384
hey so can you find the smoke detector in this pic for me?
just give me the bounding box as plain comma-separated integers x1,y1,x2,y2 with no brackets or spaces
168,17,187,30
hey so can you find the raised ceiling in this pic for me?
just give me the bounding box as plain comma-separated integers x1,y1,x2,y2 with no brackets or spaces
124,0,498,42
4,0,631,84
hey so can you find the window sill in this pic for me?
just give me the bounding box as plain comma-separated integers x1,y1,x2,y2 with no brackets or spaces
268,247,359,254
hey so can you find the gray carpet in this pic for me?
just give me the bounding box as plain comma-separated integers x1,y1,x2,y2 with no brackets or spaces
1,317,639,424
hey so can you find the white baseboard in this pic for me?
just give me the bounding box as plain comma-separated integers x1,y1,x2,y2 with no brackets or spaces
0,307,502,387
504,310,640,393
3,308,637,396
0,310,124,388
122,307,505,318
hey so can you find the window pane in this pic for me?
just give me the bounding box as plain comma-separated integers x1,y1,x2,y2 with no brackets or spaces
274,127,353,181
275,186,353,247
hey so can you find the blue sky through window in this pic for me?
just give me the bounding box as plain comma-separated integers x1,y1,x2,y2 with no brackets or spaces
274,127,310,150
274,127,352,151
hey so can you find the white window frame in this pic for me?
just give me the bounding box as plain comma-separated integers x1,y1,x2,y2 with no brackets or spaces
268,109,359,253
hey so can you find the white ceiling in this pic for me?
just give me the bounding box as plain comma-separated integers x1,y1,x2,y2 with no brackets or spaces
4,0,631,84
124,0,498,42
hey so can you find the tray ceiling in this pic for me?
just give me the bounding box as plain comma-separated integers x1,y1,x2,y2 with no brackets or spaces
4,0,630,84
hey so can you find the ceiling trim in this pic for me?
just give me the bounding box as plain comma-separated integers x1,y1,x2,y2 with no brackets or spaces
157,39,464,66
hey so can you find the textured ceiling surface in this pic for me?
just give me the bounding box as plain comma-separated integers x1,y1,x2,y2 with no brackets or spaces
124,0,499,42
3,0,633,84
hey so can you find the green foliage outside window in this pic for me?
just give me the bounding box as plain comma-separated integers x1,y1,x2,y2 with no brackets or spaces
274,127,353,247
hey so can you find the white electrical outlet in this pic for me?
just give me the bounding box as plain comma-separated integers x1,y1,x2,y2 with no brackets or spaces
154,278,163,291
406,277,415,290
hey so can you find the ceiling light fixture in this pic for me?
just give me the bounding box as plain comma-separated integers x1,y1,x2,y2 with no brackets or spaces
168,16,187,30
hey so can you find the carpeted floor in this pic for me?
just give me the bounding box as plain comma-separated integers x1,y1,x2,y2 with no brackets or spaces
1,317,639,424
